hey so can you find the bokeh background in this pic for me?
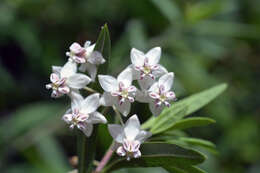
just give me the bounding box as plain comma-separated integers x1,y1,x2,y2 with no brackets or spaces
0,0,260,173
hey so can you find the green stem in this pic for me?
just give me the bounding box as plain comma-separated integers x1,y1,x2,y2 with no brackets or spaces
112,105,124,125
77,126,98,173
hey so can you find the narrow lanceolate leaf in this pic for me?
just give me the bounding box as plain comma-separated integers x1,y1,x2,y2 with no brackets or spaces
102,143,206,173
154,117,216,133
177,137,217,154
0,102,64,147
94,23,111,74
164,165,206,173
142,83,227,133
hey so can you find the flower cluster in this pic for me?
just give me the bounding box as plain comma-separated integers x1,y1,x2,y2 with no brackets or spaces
99,47,176,116
46,41,176,161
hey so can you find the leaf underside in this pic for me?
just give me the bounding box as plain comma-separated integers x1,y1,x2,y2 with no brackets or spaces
103,143,206,173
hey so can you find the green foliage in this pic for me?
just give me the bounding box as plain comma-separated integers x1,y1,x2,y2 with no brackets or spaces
0,102,64,148
103,143,205,173
166,117,216,131
0,102,68,173
164,165,206,173
1,0,260,172
95,24,111,74
142,83,227,134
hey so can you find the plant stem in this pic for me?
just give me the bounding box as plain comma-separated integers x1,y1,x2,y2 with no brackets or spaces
77,130,86,173
77,126,98,173
94,142,114,173
84,86,98,93
112,105,124,125
94,106,122,172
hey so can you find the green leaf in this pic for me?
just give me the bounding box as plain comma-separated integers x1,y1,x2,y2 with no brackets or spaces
127,19,148,50
103,143,206,173
94,23,111,74
166,117,216,131
77,127,98,173
20,135,69,173
151,0,182,22
142,83,227,134
0,102,64,147
177,137,217,154
164,165,206,173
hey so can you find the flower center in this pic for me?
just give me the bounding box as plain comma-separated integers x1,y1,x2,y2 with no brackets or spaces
72,116,79,125
121,89,129,98
159,94,167,102
72,111,89,126
52,83,60,90
143,66,151,74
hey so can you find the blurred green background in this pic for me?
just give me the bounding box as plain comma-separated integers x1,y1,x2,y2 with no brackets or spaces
0,0,260,173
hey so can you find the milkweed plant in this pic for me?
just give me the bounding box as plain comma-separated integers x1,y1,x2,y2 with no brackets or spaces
46,24,227,173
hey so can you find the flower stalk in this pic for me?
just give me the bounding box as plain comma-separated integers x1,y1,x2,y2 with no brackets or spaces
77,126,98,173
94,142,114,173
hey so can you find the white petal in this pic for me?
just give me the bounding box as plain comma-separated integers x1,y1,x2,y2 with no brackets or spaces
70,42,83,54
66,74,91,89
80,93,100,114
166,91,176,100
98,75,118,92
135,89,150,103
85,43,95,54
50,73,60,83
130,48,145,67
148,82,159,93
68,90,84,110
124,115,140,140
138,76,155,90
79,63,87,72
116,146,126,156
79,63,97,81
58,85,70,94
52,66,62,74
60,60,77,78
132,68,140,80
62,114,73,124
117,67,133,87
133,150,141,158
46,84,52,89
145,47,161,66
149,103,164,116
89,111,107,124
135,130,152,143
115,100,131,117
158,72,174,91
81,123,93,137
108,124,124,143
100,92,115,106
51,90,63,98
88,51,105,65
153,64,168,78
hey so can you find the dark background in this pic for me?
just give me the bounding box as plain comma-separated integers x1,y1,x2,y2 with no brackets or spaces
0,0,260,172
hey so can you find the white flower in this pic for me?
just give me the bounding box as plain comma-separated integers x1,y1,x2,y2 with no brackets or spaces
46,60,91,98
108,115,152,161
130,47,167,81
98,68,137,116
66,41,105,80
62,93,107,137
148,72,176,116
